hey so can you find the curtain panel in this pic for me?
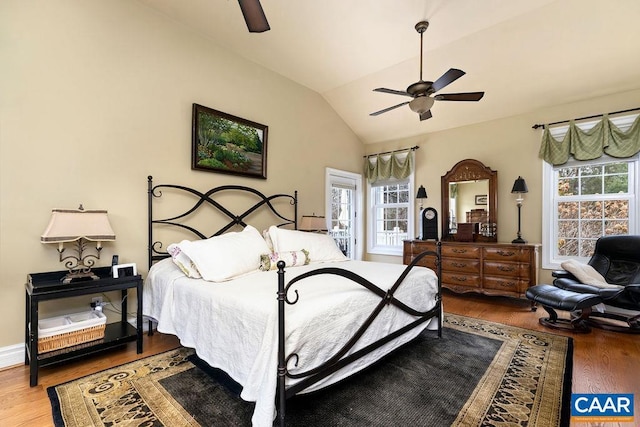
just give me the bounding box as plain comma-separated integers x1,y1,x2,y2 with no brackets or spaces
539,113,640,165
363,150,414,183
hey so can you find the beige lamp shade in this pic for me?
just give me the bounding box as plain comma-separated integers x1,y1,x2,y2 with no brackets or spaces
41,209,116,243
299,215,328,232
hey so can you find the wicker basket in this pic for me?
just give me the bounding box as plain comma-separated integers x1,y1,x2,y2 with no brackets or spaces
38,310,106,353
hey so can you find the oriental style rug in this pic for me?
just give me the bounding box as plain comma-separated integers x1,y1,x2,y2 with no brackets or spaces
48,314,572,426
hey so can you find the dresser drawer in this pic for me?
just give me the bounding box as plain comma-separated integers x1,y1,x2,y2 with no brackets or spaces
441,258,480,274
442,272,481,288
414,256,437,270
483,261,530,278
403,240,540,301
483,276,528,294
483,247,530,262
441,245,481,259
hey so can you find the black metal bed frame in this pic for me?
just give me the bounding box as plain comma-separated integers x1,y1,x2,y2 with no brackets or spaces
146,176,442,427
147,175,297,266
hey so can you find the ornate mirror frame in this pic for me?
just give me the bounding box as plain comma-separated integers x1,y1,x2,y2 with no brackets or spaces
441,159,498,242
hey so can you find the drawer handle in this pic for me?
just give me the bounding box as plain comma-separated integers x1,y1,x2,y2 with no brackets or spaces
497,265,516,272
451,262,468,268
452,248,468,254
451,276,467,282
496,250,516,257
498,282,517,288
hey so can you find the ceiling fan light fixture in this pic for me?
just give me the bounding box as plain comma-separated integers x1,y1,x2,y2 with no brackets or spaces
370,20,484,120
409,96,434,114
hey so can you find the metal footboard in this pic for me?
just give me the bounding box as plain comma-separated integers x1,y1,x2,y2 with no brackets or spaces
276,244,442,426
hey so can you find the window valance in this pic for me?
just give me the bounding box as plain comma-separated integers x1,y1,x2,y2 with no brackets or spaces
539,113,640,165
363,150,414,183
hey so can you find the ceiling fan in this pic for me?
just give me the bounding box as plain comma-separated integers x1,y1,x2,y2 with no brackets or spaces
370,21,484,121
238,0,270,33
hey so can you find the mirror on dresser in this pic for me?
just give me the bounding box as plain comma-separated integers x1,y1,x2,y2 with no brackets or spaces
441,159,498,242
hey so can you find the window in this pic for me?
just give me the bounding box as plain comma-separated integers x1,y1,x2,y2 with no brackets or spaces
542,114,639,268
367,179,414,256
325,168,362,260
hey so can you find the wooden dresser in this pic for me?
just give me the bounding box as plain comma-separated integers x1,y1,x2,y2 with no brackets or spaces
403,240,540,300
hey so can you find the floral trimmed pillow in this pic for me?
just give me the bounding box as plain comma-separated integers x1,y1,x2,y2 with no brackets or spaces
262,228,274,252
267,226,348,264
259,249,310,271
167,243,202,278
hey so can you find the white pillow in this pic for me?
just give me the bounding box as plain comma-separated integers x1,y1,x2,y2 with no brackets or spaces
560,259,621,289
174,225,270,282
262,228,274,252
167,243,202,278
268,225,348,264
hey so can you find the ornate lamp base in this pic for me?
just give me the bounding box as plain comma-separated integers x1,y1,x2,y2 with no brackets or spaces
62,270,100,284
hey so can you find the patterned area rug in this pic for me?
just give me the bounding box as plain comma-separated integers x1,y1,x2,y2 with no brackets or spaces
48,314,572,426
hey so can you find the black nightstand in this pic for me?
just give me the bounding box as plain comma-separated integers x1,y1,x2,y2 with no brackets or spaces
25,266,143,386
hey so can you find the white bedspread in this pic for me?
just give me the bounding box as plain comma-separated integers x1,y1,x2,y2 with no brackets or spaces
143,259,439,427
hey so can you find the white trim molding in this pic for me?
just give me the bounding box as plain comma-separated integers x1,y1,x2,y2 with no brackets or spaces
0,343,24,370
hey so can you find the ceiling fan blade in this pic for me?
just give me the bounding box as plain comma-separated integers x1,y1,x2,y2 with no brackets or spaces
431,68,465,92
434,92,485,101
373,88,412,98
419,110,432,121
238,0,270,33
370,101,410,116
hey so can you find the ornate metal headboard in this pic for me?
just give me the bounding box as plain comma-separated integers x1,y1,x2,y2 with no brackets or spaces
147,175,297,268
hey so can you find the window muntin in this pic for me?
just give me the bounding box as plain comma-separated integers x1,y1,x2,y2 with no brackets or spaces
542,113,639,268
329,185,354,257
555,159,633,259
326,168,363,260
368,181,412,255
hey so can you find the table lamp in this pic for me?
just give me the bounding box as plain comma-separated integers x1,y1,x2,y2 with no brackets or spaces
299,215,328,232
511,177,528,244
41,205,116,283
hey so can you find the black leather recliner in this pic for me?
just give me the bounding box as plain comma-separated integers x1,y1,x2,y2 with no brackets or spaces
552,235,640,333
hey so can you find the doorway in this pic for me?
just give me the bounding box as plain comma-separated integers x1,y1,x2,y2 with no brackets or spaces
325,168,363,260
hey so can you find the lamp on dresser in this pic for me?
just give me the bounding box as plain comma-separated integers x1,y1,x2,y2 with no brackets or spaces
41,205,116,283
511,176,528,244
416,185,428,209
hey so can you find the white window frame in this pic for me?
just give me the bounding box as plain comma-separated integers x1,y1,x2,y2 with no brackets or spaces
542,114,640,269
325,168,363,260
366,174,415,256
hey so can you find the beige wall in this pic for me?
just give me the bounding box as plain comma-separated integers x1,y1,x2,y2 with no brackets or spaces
0,1,363,349
364,89,640,283
2,0,639,354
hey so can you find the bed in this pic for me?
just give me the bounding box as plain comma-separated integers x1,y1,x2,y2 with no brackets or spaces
143,176,442,427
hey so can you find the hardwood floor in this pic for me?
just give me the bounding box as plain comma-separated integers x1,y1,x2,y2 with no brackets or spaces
0,291,638,426
0,332,181,427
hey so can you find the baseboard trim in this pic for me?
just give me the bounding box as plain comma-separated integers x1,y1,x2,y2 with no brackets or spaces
0,343,24,370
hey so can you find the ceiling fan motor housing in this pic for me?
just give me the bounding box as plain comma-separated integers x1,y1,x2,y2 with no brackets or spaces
407,81,433,97
415,21,429,33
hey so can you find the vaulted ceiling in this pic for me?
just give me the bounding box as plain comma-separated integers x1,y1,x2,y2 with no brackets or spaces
139,0,640,144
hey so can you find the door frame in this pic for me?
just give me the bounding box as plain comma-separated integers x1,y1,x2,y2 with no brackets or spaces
325,168,363,260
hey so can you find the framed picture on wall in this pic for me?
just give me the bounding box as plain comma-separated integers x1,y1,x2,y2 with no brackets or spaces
191,103,268,179
475,194,488,205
